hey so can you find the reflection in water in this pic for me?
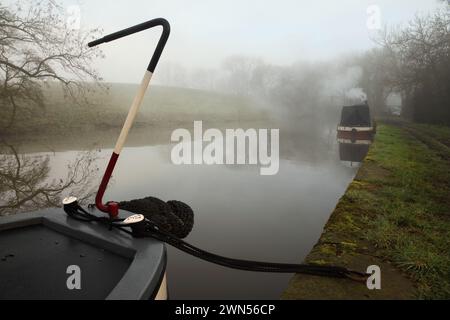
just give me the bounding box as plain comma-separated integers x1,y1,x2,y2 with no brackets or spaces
338,142,372,167
0,142,100,216
0,124,359,299
337,131,373,167
100,142,357,299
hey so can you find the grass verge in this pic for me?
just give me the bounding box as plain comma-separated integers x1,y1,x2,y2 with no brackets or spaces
283,123,450,300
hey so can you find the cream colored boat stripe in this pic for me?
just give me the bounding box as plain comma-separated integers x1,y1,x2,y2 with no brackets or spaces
338,126,374,132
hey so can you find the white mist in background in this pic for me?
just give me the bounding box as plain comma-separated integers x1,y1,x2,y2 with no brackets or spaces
345,88,368,105
66,5,81,30
366,5,382,31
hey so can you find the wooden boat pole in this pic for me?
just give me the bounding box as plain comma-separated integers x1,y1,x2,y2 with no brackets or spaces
88,18,170,218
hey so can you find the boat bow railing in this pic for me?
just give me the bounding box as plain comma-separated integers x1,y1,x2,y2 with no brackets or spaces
89,18,170,218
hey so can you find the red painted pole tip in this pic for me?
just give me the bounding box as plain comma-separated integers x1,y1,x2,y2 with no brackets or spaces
96,153,120,218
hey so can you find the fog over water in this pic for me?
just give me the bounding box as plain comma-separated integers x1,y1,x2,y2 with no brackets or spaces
0,136,359,298
0,0,445,299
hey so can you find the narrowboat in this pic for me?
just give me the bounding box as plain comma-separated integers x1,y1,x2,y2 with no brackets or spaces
0,207,167,300
337,104,376,144
0,18,171,300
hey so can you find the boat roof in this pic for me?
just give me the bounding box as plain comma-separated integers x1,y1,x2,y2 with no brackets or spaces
0,208,166,300
340,104,372,127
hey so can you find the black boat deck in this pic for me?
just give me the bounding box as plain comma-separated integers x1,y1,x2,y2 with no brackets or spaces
0,208,166,300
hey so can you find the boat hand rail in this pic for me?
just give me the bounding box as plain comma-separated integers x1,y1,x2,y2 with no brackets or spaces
88,18,170,73
89,18,170,218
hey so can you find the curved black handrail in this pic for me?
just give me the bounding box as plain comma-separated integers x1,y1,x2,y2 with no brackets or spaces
89,18,170,217
88,18,170,73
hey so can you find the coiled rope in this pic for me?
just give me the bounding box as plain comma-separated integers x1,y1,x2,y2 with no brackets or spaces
119,197,194,239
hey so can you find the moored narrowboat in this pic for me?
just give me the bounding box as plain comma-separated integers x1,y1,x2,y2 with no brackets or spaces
337,104,376,144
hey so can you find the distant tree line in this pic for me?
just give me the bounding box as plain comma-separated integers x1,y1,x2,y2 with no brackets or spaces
1,1,448,129
159,7,449,125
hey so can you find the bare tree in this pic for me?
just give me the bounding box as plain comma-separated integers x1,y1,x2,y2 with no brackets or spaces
376,9,450,123
0,0,103,129
357,48,397,116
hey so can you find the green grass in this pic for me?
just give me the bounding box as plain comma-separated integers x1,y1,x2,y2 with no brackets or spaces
284,123,450,299
356,124,450,299
414,124,450,147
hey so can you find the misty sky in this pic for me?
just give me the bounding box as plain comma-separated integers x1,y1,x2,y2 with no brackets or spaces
58,0,444,83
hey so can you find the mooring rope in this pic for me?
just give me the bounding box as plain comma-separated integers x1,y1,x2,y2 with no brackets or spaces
64,199,368,283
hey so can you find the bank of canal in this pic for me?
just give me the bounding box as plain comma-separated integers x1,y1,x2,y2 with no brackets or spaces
283,123,450,300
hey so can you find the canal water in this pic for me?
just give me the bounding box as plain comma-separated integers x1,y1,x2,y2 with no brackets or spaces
0,127,362,299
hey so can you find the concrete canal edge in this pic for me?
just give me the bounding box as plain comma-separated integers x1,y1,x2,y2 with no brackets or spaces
282,122,450,300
